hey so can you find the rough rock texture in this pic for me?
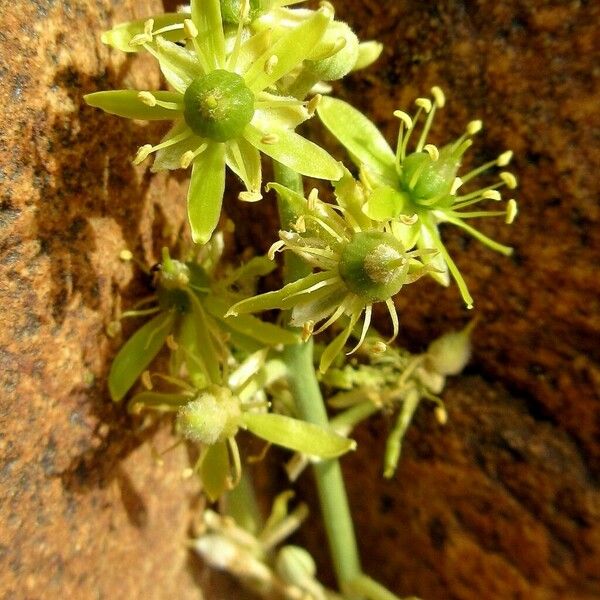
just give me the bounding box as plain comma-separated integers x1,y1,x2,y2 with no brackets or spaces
0,0,598,599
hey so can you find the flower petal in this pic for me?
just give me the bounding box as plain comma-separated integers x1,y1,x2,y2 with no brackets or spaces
191,0,226,70
148,37,203,93
188,143,226,244
101,14,187,52
152,120,202,172
245,122,343,181
84,90,182,120
108,310,176,402
242,413,355,459
199,441,231,502
318,96,398,186
243,7,331,93
363,186,407,221
225,138,262,193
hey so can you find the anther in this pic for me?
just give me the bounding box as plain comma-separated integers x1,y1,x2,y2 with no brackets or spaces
119,249,133,261
482,190,502,201
424,144,439,161
393,110,413,129
307,94,322,116
431,86,446,108
130,19,154,46
434,406,448,425
180,151,195,169
261,133,279,145
293,215,306,233
319,1,335,17
184,19,198,39
264,55,278,75
450,177,463,195
371,341,387,355
301,321,314,342
399,213,418,225
166,335,179,351
497,150,513,166
506,199,518,224
141,370,153,390
415,97,432,113
238,191,262,202
106,321,121,338
500,172,517,189
138,91,157,107
267,240,285,260
133,144,153,165
466,120,483,135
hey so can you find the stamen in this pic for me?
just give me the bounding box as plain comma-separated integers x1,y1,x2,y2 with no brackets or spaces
307,94,322,116
141,370,153,390
466,120,483,135
497,150,513,166
450,177,463,195
393,110,413,130
138,91,157,107
399,213,418,225
267,240,286,260
319,1,335,17
313,304,346,335
482,190,502,201
133,144,153,165
261,133,279,144
431,86,446,108
130,19,154,46
238,191,262,202
415,97,432,113
264,55,279,75
424,144,439,161
500,172,518,189
183,19,198,39
153,23,185,36
302,321,314,342
506,199,518,224
180,142,208,168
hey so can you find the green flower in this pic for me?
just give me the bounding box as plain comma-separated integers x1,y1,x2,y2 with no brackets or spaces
226,176,432,373
108,237,299,402
317,87,518,308
85,0,342,243
130,350,355,501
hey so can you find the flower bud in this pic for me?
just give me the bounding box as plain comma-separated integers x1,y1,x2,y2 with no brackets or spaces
304,22,359,81
177,386,242,445
276,545,316,584
426,325,472,376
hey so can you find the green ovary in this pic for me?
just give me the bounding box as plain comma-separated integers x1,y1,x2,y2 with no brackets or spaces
400,151,459,208
183,71,255,142
338,231,409,302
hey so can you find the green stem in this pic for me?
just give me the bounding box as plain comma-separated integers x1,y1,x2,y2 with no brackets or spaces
273,161,362,593
349,574,407,600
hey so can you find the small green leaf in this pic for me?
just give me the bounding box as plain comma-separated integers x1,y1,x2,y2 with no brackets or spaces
127,391,190,414
245,122,343,181
101,14,188,52
242,413,355,458
318,96,397,186
84,90,183,120
188,143,226,244
199,441,230,502
191,0,226,71
363,186,407,221
108,310,176,402
244,7,331,93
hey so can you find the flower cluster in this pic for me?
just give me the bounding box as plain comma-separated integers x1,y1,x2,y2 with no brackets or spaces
317,87,518,308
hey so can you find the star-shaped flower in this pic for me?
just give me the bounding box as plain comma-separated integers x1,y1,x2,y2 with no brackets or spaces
85,0,342,243
317,87,518,308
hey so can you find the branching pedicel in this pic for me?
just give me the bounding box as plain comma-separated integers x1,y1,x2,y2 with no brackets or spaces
86,1,518,598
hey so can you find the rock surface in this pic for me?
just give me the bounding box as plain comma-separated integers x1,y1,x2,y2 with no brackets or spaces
0,0,598,599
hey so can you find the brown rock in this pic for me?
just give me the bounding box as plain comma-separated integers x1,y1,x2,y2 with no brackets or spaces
0,0,598,599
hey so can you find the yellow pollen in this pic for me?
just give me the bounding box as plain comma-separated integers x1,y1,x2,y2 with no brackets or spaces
141,370,153,390
133,144,153,165
393,110,413,129
482,190,502,201
238,191,263,202
138,91,156,107
180,151,195,169
506,199,518,224
451,177,463,195
307,94,322,115
119,249,133,261
424,144,439,161
184,19,198,39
